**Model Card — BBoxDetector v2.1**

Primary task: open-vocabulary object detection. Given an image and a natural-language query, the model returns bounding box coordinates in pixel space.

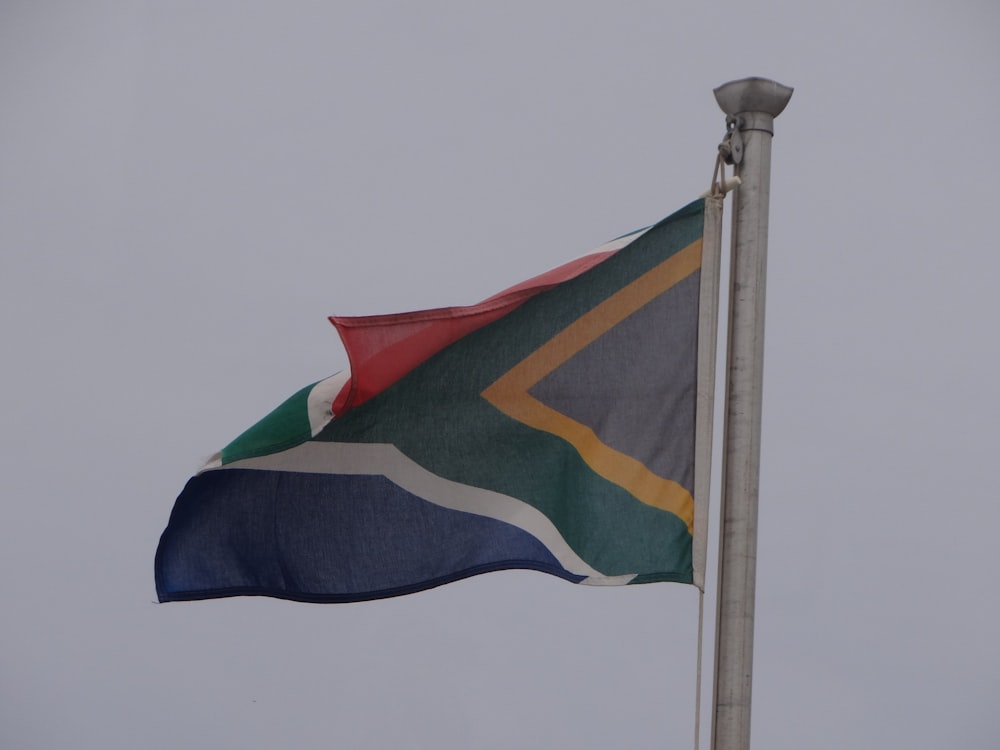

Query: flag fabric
[155,197,718,603]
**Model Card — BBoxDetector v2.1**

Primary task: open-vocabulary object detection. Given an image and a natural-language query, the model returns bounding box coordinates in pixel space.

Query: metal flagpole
[709,77,792,750]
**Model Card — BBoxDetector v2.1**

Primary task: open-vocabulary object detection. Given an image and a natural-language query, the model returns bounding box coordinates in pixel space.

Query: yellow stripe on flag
[482,239,702,533]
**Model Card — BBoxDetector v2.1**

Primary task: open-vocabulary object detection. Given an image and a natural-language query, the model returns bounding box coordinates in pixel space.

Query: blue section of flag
[156,470,584,603]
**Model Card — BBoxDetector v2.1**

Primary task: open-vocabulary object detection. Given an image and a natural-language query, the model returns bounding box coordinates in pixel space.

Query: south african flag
[156,197,719,603]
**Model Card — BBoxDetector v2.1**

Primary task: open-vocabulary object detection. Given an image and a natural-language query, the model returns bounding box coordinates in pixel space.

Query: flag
[155,197,719,603]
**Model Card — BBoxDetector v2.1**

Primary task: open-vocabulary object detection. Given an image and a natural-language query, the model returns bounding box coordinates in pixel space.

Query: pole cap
[714,77,793,118]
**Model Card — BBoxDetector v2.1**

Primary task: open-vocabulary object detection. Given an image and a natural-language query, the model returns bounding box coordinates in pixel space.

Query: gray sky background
[2,2,998,748]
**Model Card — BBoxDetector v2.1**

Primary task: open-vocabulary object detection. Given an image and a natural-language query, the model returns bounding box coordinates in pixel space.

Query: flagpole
[710,77,792,750]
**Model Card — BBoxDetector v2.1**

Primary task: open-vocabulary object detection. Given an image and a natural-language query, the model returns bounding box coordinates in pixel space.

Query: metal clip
[719,115,744,166]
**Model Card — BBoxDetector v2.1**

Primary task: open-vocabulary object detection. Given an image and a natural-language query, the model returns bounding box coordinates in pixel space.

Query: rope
[693,588,705,750]
[709,153,724,197]
[704,150,739,199]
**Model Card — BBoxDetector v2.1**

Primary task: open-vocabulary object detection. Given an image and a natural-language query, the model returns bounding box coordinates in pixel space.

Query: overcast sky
[2,2,998,749]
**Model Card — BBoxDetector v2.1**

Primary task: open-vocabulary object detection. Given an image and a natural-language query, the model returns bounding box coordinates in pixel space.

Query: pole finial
[713,77,793,118]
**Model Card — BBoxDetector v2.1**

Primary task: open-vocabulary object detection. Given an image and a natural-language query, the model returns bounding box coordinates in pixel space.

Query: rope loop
[705,115,746,197]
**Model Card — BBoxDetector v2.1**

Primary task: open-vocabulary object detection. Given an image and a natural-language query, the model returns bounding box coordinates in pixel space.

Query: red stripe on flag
[329,250,615,415]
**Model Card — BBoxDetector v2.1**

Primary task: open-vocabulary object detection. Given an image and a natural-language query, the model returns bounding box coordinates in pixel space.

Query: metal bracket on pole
[719,116,744,166]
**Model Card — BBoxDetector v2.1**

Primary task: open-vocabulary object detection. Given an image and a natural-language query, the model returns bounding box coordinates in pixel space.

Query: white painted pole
[710,77,792,750]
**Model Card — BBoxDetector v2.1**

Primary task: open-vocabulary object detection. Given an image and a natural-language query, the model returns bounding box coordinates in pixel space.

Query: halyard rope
[694,588,705,750]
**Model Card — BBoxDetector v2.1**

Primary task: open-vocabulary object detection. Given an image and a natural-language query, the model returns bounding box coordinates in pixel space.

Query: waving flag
[155,197,720,603]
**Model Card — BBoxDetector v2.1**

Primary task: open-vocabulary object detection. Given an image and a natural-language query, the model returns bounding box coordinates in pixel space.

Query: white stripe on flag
[308,371,350,434]
[221,441,633,583]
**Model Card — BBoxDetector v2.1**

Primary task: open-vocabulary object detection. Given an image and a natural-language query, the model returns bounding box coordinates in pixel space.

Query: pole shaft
[710,78,791,750]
